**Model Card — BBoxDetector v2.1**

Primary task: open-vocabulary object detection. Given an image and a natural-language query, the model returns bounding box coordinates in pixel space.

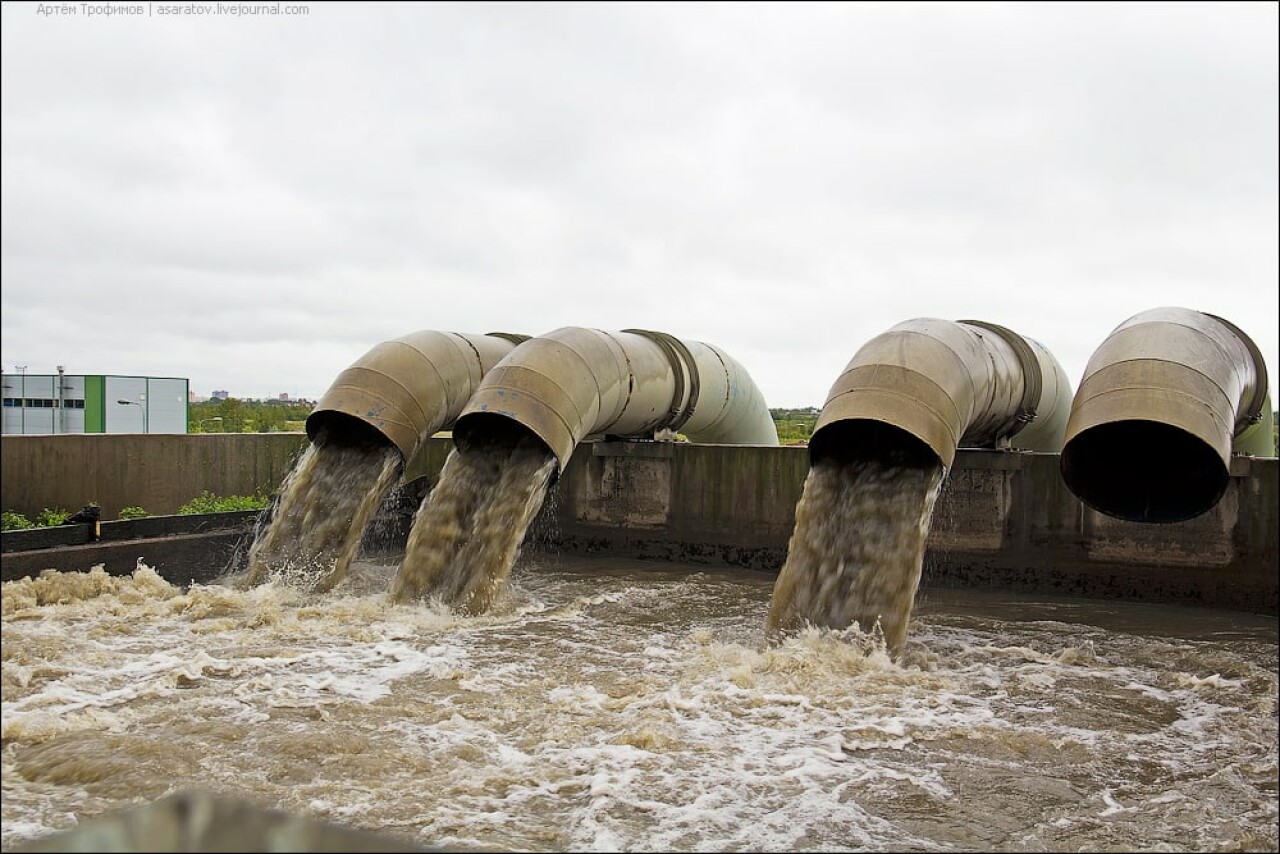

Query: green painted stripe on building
[84,376,106,433]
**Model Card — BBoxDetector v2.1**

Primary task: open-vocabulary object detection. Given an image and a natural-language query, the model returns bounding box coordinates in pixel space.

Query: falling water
[243,438,403,592]
[389,435,556,614]
[767,455,945,653]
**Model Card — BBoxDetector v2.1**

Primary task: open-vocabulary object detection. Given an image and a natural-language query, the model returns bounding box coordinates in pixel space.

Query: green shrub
[118,506,150,520]
[178,491,271,515]
[2,510,34,531]
[35,508,70,527]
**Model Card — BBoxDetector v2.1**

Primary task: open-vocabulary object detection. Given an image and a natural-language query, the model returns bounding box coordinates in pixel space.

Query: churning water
[767,457,946,653]
[2,555,1276,852]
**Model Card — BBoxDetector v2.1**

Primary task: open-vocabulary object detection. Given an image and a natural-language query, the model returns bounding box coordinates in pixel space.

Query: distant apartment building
[211,390,230,400]
[1,372,190,435]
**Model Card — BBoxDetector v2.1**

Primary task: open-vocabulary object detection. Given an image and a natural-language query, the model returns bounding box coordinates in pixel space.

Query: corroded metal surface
[307,330,524,462]
[1061,307,1272,522]
[454,327,778,472]
[810,318,1072,468]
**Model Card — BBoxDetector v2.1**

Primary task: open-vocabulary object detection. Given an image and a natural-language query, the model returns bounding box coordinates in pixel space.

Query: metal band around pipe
[1060,306,1270,523]
[958,319,1042,439]
[622,328,701,434]
[485,332,533,347]
[455,327,776,472]
[1204,313,1269,433]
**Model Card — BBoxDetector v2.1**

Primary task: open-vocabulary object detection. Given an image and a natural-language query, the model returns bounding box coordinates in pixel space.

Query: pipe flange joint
[959,319,1041,438]
[485,332,532,347]
[1203,313,1270,433]
[622,329,701,434]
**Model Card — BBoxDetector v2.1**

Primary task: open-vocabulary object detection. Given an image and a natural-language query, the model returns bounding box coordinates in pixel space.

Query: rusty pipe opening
[1059,307,1268,523]
[809,419,940,471]
[453,411,559,477]
[1060,420,1227,524]
[810,319,1071,474]
[305,410,397,451]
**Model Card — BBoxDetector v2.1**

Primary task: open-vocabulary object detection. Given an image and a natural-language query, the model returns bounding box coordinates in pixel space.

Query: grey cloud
[2,1,1275,406]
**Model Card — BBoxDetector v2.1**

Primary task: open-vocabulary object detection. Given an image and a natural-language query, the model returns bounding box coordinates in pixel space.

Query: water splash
[389,436,556,614]
[243,439,403,592]
[767,456,945,653]
[3,559,1275,853]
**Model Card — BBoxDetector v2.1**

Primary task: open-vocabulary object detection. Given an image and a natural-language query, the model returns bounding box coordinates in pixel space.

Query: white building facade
[1,372,190,435]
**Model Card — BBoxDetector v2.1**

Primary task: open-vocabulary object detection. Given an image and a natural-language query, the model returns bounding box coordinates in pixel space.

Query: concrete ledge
[2,436,1275,615]
[593,440,676,459]
[0,529,255,586]
[537,534,785,573]
[2,511,263,553]
[0,507,413,588]
[1,524,96,552]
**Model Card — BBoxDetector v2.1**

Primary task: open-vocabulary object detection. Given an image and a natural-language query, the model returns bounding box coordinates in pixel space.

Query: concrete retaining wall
[2,434,1276,614]
[539,441,1277,614]
[1,433,310,519]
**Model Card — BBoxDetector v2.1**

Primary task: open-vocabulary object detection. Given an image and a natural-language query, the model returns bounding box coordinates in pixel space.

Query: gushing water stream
[767,456,946,652]
[390,438,557,613]
[243,438,403,593]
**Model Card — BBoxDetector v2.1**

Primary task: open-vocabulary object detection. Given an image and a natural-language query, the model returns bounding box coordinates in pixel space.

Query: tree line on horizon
[188,398,315,433]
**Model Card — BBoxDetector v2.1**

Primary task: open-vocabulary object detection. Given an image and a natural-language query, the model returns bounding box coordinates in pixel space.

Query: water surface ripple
[2,558,1275,852]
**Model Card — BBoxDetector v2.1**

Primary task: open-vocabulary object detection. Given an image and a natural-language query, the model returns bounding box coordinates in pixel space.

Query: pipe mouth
[1060,420,1229,523]
[305,411,398,452]
[809,419,942,470]
[453,412,560,476]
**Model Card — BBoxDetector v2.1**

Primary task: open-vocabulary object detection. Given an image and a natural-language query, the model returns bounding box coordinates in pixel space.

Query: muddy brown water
[8,440,1276,851]
[3,552,1275,852]
[768,457,946,653]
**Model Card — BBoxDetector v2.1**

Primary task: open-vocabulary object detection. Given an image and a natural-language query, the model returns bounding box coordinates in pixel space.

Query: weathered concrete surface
[1,528,255,587]
[1,433,310,520]
[1,510,262,553]
[1,511,262,587]
[919,452,1279,612]
[1,503,418,586]
[2,435,1276,614]
[538,441,1278,615]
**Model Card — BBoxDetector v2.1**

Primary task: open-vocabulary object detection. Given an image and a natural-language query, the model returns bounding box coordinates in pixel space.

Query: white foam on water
[2,560,1275,852]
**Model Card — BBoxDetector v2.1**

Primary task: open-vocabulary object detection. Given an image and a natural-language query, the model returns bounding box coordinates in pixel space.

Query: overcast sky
[2,1,1276,409]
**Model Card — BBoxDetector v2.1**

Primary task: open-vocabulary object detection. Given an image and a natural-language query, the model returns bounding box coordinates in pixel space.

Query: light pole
[197,416,223,433]
[56,365,65,434]
[117,399,147,434]
[16,366,26,434]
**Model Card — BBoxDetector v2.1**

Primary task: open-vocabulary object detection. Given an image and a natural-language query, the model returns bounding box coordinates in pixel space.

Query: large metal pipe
[1060,307,1272,523]
[452,327,779,471]
[808,318,1073,468]
[305,330,527,461]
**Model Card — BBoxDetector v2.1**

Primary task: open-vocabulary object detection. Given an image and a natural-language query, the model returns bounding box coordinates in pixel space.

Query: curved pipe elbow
[453,327,778,472]
[680,342,780,446]
[1060,307,1270,523]
[305,331,526,463]
[809,318,1072,470]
